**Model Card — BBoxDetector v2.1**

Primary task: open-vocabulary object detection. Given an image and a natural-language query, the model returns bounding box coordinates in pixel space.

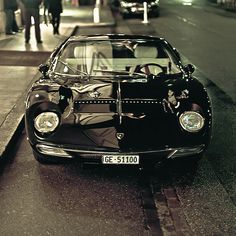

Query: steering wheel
[138,63,166,75]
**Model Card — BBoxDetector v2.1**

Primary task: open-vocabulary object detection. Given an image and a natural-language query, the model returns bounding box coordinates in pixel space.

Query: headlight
[179,111,204,132]
[150,1,159,6]
[120,1,134,7]
[34,112,59,133]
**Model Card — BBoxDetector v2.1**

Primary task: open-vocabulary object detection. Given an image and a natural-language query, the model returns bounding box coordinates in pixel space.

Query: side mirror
[38,64,49,77]
[184,64,195,74]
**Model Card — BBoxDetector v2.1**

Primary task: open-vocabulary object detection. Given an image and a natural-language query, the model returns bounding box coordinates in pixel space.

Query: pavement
[0,4,116,159]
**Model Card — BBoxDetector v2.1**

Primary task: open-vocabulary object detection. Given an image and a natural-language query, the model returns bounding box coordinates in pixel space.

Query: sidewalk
[0,5,115,159]
[206,0,236,16]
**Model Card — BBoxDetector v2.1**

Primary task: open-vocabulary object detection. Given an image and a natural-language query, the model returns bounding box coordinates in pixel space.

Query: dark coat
[4,0,18,10]
[21,0,42,9]
[48,0,63,14]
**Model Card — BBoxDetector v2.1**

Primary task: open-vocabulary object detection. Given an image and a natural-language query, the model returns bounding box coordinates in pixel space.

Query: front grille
[74,99,163,114]
[75,99,116,105]
[75,99,160,105]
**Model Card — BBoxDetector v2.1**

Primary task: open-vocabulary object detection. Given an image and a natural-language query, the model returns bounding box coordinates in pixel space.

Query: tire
[122,13,129,19]
[151,10,160,18]
[33,150,70,164]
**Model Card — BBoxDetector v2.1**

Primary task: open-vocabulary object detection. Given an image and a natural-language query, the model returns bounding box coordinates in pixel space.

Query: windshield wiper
[57,59,89,76]
[93,69,147,78]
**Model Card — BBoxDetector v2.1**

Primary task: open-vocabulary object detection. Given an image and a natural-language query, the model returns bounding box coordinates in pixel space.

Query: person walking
[47,0,63,35]
[20,0,43,44]
[3,0,19,35]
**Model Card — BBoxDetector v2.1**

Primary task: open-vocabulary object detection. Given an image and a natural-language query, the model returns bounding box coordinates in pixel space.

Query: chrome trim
[34,112,60,134]
[36,143,205,158]
[75,99,160,105]
[179,111,205,132]
[167,150,178,159]
[36,145,73,158]
[116,132,125,140]
[117,81,123,124]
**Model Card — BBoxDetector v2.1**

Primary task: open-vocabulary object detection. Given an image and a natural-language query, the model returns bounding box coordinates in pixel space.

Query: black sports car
[119,0,160,18]
[25,34,212,166]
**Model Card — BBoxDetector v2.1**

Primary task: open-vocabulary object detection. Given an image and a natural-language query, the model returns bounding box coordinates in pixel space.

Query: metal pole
[0,0,5,33]
[142,2,149,24]
[93,0,101,23]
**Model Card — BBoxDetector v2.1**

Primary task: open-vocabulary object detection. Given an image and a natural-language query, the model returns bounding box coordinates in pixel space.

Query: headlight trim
[34,111,60,134]
[179,111,205,132]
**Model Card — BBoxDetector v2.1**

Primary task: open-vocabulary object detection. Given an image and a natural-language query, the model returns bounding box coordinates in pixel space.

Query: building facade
[0,0,5,33]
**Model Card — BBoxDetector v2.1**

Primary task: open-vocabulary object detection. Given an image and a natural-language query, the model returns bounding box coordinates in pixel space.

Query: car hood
[29,74,195,127]
[26,73,210,150]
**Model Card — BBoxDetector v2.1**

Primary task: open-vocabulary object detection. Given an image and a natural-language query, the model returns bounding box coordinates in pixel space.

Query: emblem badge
[116,132,124,140]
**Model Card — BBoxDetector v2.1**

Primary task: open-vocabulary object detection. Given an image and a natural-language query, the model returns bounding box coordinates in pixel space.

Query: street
[0,1,236,235]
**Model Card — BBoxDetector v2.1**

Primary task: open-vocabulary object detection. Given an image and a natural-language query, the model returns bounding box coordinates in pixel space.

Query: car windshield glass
[51,39,181,79]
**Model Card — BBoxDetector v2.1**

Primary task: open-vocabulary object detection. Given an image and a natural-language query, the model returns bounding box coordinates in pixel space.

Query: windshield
[51,39,182,79]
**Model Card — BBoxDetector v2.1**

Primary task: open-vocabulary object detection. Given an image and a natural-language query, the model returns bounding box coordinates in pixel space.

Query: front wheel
[152,10,160,18]
[122,13,129,19]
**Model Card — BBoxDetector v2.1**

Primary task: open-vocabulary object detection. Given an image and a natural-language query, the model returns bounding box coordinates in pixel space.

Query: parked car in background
[25,34,212,168]
[119,0,160,18]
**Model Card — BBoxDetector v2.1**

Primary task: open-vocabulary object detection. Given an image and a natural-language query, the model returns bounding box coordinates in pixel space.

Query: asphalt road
[0,1,236,236]
[122,1,236,234]
[0,132,150,236]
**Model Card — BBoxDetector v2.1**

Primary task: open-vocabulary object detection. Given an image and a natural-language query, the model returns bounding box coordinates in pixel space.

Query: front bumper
[34,143,205,164]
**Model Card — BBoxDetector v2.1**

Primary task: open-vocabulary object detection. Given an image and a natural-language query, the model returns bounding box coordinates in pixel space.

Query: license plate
[102,155,139,164]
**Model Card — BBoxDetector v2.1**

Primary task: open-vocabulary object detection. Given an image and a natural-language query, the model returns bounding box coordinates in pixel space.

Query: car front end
[120,0,160,17]
[25,35,212,166]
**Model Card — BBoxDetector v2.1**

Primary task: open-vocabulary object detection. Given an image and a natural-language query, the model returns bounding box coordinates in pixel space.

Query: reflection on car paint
[162,89,189,113]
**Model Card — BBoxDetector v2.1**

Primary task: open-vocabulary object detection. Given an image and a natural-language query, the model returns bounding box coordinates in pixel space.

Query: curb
[0,71,40,160]
[0,20,116,160]
[76,21,116,27]
[206,2,236,17]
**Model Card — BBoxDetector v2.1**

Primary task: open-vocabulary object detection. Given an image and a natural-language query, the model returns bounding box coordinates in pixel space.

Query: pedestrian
[17,0,26,26]
[3,0,19,35]
[43,0,49,25]
[109,0,120,18]
[47,0,63,35]
[20,0,43,44]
